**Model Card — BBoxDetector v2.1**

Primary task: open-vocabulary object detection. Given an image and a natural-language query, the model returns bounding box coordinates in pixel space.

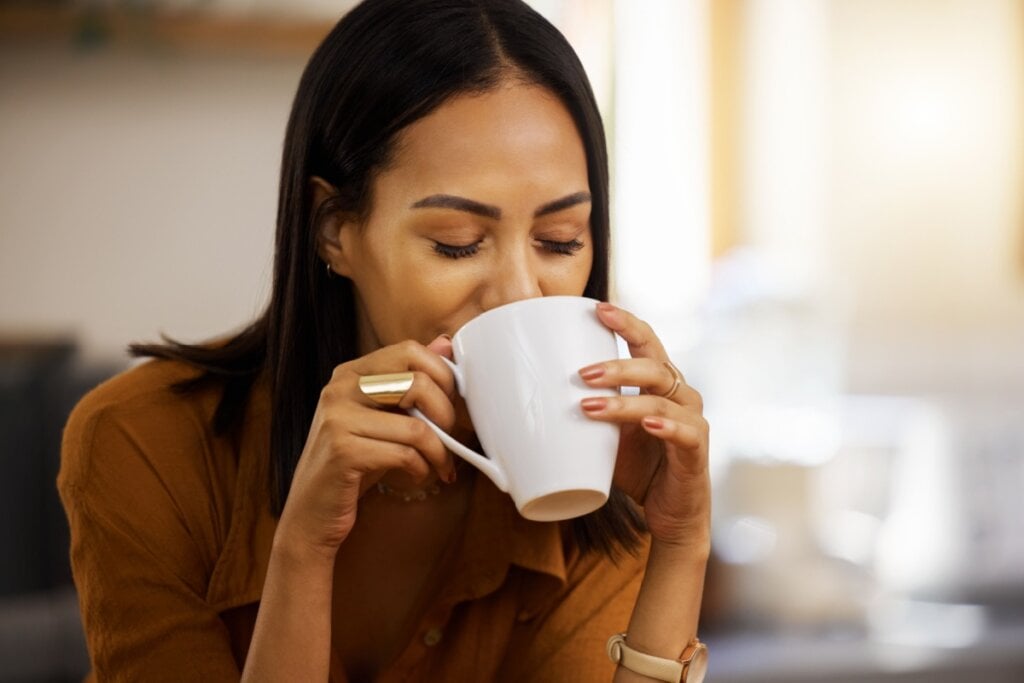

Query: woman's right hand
[274,335,458,562]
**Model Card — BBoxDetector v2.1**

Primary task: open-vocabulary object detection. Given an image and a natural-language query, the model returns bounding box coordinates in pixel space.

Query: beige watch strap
[606,633,683,682]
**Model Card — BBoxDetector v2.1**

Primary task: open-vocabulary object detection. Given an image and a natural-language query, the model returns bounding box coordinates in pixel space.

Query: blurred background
[1,0,1022,681]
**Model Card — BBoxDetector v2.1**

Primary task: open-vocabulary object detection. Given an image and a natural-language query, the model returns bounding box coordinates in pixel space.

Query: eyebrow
[410,191,591,220]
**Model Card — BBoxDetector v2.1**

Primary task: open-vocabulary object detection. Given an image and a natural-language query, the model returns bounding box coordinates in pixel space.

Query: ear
[311,176,358,278]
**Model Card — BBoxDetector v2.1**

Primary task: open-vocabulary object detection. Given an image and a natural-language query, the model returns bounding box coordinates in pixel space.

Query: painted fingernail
[581,397,607,412]
[579,365,605,380]
[642,416,665,430]
[446,468,457,484]
[596,302,623,327]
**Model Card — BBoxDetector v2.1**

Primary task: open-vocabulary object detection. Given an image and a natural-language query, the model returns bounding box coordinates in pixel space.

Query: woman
[58,0,711,681]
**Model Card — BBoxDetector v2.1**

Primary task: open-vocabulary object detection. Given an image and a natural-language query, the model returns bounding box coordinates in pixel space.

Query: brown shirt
[58,358,649,682]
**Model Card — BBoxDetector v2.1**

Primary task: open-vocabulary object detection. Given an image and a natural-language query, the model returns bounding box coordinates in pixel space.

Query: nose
[480,244,543,311]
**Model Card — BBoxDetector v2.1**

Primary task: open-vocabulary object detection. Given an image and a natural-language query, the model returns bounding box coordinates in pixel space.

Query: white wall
[0,46,304,363]
[829,0,1024,393]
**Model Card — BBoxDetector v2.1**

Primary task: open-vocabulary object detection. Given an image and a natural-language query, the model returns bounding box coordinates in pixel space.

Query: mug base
[518,489,608,522]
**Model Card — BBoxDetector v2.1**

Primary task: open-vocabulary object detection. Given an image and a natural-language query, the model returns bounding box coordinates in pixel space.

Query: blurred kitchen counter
[703,620,1024,683]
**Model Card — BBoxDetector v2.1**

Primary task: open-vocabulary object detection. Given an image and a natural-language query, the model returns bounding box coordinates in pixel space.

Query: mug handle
[406,357,509,492]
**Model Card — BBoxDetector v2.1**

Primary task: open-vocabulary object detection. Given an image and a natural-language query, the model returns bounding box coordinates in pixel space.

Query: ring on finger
[660,361,683,401]
[358,372,414,407]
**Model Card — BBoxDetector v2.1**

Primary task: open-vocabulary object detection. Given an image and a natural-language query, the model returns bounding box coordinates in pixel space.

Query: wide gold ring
[660,361,683,401]
[358,372,415,407]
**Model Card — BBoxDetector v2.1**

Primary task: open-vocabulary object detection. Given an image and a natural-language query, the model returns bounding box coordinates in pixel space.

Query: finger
[579,358,701,408]
[594,302,667,361]
[348,338,456,398]
[639,415,706,452]
[395,372,458,427]
[349,368,457,428]
[580,395,706,439]
[425,334,454,360]
[639,416,710,479]
[347,407,456,482]
[342,433,435,486]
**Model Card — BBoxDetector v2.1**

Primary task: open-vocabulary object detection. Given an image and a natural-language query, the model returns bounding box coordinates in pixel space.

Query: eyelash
[433,239,585,260]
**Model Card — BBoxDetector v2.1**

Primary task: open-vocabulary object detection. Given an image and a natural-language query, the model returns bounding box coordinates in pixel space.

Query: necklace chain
[373,459,469,502]
[375,479,443,502]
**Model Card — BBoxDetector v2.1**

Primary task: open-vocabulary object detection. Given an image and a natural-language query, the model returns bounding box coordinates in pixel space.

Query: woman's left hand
[578,302,711,550]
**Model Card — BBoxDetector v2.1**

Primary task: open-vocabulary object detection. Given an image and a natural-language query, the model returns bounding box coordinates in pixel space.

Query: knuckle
[330,431,354,456]
[439,406,457,431]
[317,411,337,432]
[406,416,431,442]
[421,440,445,465]
[412,370,431,388]
[692,390,705,411]
[319,383,339,404]
[398,339,421,356]
[331,363,354,382]
[319,414,341,436]
[401,448,430,480]
[697,415,710,435]
[400,444,421,465]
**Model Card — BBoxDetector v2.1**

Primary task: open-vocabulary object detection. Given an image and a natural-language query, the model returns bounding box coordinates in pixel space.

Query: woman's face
[319,82,594,353]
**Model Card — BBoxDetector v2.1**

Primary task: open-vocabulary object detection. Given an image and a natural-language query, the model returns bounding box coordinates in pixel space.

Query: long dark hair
[132,0,645,557]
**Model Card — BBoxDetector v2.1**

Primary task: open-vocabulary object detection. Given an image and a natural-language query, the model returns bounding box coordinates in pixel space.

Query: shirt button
[423,627,443,647]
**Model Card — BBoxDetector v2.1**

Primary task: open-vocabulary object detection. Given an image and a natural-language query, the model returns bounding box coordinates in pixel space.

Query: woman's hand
[275,335,458,562]
[578,302,711,550]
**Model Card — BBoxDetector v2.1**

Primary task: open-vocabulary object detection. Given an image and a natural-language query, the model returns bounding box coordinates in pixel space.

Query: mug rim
[452,295,601,342]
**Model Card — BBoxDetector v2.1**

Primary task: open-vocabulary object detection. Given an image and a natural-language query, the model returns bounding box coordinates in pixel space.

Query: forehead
[380,83,589,198]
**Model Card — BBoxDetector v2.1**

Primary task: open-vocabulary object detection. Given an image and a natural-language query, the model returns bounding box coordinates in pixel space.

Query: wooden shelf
[0,5,336,58]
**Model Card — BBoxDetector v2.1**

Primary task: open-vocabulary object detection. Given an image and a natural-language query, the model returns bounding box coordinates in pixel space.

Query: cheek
[544,248,594,294]
[382,261,482,340]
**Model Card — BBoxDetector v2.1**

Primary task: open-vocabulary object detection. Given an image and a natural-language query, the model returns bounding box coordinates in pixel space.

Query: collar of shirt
[203,375,569,616]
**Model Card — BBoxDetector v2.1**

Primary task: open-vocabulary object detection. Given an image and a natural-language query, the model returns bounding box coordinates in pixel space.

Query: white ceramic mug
[409,296,620,521]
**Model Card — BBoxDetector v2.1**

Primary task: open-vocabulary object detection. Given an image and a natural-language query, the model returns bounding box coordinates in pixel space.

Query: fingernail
[642,416,664,430]
[581,397,607,412]
[446,468,457,484]
[596,302,623,327]
[579,364,605,380]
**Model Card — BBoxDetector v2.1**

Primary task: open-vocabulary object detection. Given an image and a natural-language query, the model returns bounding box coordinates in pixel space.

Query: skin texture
[242,81,710,683]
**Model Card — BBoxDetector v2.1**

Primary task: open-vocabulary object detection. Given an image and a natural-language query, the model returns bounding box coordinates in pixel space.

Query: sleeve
[58,399,242,682]
[499,539,651,683]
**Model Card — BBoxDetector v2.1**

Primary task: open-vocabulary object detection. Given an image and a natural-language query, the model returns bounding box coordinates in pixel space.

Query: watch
[606,633,709,683]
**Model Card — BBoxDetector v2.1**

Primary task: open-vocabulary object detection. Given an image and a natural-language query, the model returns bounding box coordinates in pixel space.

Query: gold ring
[660,361,683,400]
[358,372,414,407]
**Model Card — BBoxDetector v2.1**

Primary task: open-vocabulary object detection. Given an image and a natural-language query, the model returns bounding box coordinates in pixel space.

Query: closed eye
[539,238,585,256]
[433,238,585,260]
[433,240,481,259]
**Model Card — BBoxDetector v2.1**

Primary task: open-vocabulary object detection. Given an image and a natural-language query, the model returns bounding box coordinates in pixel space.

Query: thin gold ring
[660,361,683,401]
[358,372,415,407]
